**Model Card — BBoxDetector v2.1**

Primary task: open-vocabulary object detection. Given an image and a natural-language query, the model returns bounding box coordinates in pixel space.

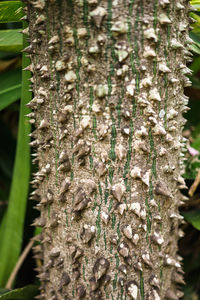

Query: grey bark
[26,0,192,299]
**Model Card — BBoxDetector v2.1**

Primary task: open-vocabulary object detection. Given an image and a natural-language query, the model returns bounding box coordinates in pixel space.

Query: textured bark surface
[26,0,192,299]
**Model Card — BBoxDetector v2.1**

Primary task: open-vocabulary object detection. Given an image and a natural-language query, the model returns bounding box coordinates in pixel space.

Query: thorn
[20,27,29,35]
[22,45,33,54]
[20,15,27,21]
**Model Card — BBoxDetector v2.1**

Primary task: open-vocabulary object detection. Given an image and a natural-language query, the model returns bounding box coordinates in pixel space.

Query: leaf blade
[0,68,22,111]
[182,210,200,230]
[0,285,38,300]
[0,21,31,287]
[0,30,23,53]
[0,1,23,23]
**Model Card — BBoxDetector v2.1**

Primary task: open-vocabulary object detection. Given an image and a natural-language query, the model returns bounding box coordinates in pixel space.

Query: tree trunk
[26,0,192,299]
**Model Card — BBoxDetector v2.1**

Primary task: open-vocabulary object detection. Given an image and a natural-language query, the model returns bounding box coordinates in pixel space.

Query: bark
[25,0,192,299]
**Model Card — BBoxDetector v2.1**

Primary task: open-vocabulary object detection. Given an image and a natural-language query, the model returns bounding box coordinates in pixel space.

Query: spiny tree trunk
[26,0,192,299]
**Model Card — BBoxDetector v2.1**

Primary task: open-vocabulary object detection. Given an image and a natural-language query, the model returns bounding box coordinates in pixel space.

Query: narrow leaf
[191,0,200,3]
[0,69,21,111]
[182,210,200,230]
[192,138,200,152]
[191,0,200,9]
[0,285,38,300]
[0,1,23,23]
[190,56,200,75]
[192,4,200,9]
[190,12,200,33]
[0,30,23,53]
[189,43,200,54]
[0,20,31,287]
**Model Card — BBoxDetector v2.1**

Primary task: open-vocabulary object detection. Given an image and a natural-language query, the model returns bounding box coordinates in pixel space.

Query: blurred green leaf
[190,43,200,55]
[184,157,200,179]
[0,69,21,111]
[190,13,200,34]
[192,4,200,9]
[190,31,200,44]
[182,210,200,230]
[192,123,200,138]
[0,290,9,296]
[191,0,200,10]
[190,56,200,75]
[185,125,200,184]
[192,138,200,151]
[0,29,23,53]
[0,20,31,287]
[191,123,200,151]
[183,284,199,300]
[184,123,200,180]
[190,77,200,89]
[0,285,38,300]
[0,2,23,23]
[189,31,200,56]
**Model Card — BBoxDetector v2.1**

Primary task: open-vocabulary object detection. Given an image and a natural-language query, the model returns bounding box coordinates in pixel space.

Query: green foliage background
[0,1,200,299]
